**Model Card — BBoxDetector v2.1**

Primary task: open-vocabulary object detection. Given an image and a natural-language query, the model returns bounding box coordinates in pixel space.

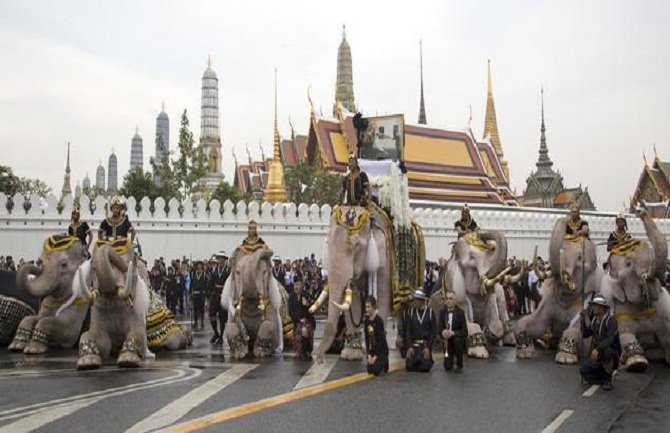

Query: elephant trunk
[18,263,54,298]
[559,249,576,292]
[479,230,508,279]
[549,217,569,282]
[94,245,128,295]
[639,210,668,279]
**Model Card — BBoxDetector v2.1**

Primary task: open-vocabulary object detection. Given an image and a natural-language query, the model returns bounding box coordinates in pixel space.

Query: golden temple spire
[265,67,287,203]
[483,59,509,179]
[418,39,427,125]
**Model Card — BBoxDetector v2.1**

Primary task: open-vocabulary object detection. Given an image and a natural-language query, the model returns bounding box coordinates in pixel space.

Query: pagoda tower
[333,25,356,116]
[61,142,72,198]
[418,40,427,125]
[199,56,224,190]
[265,69,287,203]
[483,60,509,179]
[130,127,143,172]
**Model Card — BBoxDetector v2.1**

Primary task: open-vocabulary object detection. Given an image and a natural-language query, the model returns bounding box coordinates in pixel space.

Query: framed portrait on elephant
[358,114,405,162]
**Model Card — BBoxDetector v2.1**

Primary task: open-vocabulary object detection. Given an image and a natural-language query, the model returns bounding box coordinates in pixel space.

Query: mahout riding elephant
[76,238,150,369]
[428,231,514,359]
[313,205,394,361]
[515,217,598,364]
[221,248,286,359]
[599,208,670,372]
[9,235,89,354]
[0,270,39,345]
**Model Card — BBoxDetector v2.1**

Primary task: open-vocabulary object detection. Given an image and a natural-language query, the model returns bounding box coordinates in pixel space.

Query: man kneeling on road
[439,290,468,373]
[579,295,620,391]
[404,289,436,372]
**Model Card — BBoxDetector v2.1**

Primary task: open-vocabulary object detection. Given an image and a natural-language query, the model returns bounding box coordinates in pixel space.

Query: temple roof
[631,156,670,214]
[306,110,517,205]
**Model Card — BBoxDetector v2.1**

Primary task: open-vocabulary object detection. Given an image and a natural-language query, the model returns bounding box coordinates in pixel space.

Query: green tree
[0,165,21,196]
[172,109,207,198]
[211,181,241,204]
[120,168,159,201]
[18,178,51,197]
[284,162,341,206]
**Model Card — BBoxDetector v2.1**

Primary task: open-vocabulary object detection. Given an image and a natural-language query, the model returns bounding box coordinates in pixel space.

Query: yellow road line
[164,361,405,433]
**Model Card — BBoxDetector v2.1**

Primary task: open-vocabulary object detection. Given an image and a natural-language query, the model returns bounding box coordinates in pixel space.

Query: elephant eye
[626,260,632,267]
[60,261,68,269]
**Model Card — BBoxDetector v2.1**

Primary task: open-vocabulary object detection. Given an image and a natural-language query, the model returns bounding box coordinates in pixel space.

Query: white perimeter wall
[1,192,669,265]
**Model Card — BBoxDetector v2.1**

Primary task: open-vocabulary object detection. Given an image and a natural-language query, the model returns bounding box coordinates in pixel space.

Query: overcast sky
[1,0,668,211]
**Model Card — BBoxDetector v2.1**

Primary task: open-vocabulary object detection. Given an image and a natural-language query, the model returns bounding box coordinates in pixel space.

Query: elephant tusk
[78,267,97,302]
[484,266,512,287]
[309,285,329,314]
[331,287,352,311]
[533,245,548,280]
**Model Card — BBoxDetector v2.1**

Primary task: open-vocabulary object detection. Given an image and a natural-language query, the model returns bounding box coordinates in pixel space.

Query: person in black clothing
[579,295,620,391]
[288,272,314,360]
[272,255,285,287]
[439,290,468,372]
[566,203,589,238]
[190,261,208,329]
[404,289,436,372]
[364,296,389,375]
[208,252,230,345]
[99,196,135,241]
[339,152,371,206]
[454,204,478,238]
[607,213,632,252]
[164,267,177,313]
[68,205,92,252]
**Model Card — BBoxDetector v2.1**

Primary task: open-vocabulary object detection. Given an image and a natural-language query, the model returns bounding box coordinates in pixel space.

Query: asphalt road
[0,321,667,433]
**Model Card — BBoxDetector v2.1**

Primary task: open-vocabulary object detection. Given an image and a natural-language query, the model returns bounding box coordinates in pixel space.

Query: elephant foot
[340,332,363,360]
[516,347,536,359]
[340,348,364,360]
[117,337,143,368]
[467,332,489,359]
[77,354,102,370]
[515,331,535,359]
[9,328,32,352]
[625,355,649,373]
[623,341,647,372]
[8,340,27,352]
[117,351,141,368]
[23,340,48,355]
[253,338,273,358]
[502,321,516,347]
[78,339,102,370]
[555,351,578,365]
[555,336,578,365]
[227,335,249,360]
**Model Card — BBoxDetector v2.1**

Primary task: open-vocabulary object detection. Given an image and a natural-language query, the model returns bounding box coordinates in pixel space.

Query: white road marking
[293,356,338,390]
[0,367,200,431]
[582,384,599,397]
[125,363,257,433]
[541,409,574,433]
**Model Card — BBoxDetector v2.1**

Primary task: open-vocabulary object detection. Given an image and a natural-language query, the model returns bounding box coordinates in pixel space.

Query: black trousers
[580,347,618,385]
[367,353,389,376]
[192,294,205,327]
[405,344,433,372]
[443,336,465,370]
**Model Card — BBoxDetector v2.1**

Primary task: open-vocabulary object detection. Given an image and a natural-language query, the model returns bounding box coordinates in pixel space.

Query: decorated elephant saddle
[610,238,645,256]
[94,237,131,256]
[146,290,188,349]
[333,205,370,235]
[463,232,496,253]
[235,237,268,256]
[44,235,79,253]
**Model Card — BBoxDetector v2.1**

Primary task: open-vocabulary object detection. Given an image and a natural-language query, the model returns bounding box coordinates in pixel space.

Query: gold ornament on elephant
[333,205,370,253]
